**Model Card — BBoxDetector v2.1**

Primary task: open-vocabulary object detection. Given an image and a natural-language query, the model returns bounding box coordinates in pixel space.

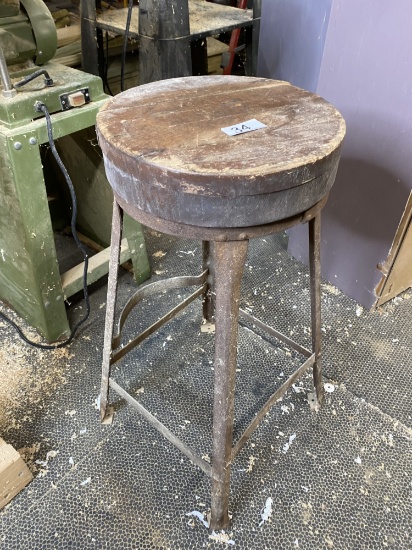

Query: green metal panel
[0,63,109,129]
[19,0,57,64]
[0,129,69,341]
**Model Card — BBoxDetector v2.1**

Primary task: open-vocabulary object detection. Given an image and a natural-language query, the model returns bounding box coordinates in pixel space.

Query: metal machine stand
[0,0,150,342]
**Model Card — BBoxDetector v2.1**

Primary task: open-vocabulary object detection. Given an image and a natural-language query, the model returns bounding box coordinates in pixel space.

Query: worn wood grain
[0,438,32,510]
[98,76,344,183]
[376,192,412,305]
[97,75,345,227]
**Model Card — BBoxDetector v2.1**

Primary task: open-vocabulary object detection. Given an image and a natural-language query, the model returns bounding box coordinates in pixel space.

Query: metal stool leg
[202,241,215,324]
[309,213,324,405]
[210,239,249,531]
[100,198,124,421]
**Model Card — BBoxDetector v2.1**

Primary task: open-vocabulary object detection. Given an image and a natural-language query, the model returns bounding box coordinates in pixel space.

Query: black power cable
[0,103,91,349]
[14,69,54,89]
[104,31,114,97]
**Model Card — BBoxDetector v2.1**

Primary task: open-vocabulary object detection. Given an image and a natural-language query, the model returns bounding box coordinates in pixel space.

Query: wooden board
[375,192,412,305]
[207,37,228,75]
[0,438,33,510]
[95,0,253,39]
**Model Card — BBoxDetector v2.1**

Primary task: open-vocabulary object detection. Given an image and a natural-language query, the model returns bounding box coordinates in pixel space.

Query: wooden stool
[96,76,345,530]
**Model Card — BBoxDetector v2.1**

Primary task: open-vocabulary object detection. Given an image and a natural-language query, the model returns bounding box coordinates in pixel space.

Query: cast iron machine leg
[210,239,249,531]
[100,198,123,421]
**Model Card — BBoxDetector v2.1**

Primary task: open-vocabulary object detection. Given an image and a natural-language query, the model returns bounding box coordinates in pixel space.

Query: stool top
[97,76,345,228]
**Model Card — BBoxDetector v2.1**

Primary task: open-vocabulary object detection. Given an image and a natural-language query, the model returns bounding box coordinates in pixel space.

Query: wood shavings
[18,442,41,473]
[0,337,70,436]
[356,305,363,317]
[80,477,91,486]
[209,531,236,545]
[259,497,273,527]
[247,456,256,472]
[177,249,197,256]
[281,405,290,415]
[35,449,59,469]
[322,283,340,295]
[186,510,209,528]
[94,394,101,410]
[282,433,296,454]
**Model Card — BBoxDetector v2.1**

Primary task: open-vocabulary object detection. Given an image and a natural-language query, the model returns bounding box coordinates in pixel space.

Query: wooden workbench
[95,0,253,40]
[81,0,261,84]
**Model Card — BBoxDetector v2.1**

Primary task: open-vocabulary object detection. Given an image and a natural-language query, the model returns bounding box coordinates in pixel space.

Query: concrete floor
[0,229,411,549]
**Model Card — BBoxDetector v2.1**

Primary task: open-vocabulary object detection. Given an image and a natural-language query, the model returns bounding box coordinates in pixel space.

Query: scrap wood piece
[0,438,33,510]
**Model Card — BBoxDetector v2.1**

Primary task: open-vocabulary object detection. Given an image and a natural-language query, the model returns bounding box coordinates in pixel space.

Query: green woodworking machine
[0,0,149,342]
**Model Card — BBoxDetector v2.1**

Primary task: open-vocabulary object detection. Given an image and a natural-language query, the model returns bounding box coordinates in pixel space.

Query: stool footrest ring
[113,270,208,349]
[111,279,208,365]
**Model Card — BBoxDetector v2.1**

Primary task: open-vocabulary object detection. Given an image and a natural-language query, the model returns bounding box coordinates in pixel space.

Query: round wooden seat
[96,75,345,228]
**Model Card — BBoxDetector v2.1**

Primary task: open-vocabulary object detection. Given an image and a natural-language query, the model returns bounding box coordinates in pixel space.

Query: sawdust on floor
[0,320,73,437]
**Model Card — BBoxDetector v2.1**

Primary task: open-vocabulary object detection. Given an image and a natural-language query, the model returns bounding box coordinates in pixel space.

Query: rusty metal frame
[111,271,208,364]
[100,197,325,531]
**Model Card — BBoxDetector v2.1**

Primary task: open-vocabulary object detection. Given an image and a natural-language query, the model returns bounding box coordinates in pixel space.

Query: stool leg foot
[210,240,248,531]
[100,199,123,422]
[309,214,324,405]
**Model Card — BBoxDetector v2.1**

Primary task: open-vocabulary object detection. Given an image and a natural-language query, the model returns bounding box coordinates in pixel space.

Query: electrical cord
[14,69,54,89]
[104,31,114,96]
[0,102,91,349]
[121,0,134,92]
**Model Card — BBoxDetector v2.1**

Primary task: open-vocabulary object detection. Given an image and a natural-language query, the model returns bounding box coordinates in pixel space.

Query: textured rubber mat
[1,229,411,549]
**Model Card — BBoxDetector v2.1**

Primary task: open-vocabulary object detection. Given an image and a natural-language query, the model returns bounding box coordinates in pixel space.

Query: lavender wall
[257,0,332,92]
[259,0,412,308]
